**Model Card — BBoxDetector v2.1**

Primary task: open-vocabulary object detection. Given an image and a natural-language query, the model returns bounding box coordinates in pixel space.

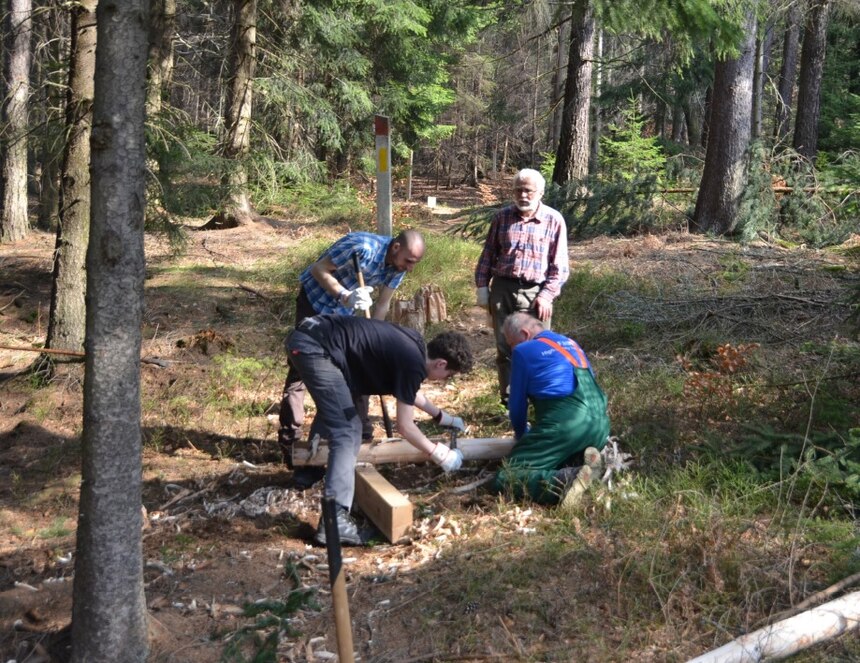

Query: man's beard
[516,200,539,213]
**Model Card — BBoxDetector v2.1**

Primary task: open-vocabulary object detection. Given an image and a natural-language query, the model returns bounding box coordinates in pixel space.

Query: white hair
[515,168,546,193]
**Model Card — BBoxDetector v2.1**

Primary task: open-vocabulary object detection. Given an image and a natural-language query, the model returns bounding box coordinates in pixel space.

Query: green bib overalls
[494,338,610,504]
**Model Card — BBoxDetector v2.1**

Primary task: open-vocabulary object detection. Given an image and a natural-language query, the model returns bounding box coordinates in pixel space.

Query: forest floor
[1,179,859,662]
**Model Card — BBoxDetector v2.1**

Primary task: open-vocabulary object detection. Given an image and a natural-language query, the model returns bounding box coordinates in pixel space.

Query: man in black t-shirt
[286,314,474,545]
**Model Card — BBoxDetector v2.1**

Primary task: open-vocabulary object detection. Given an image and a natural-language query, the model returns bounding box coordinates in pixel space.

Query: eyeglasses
[514,187,540,196]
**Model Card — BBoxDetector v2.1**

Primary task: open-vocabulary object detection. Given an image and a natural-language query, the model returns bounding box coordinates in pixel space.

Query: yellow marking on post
[378,147,388,173]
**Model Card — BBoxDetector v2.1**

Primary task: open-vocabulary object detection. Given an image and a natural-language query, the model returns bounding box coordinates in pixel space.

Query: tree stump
[391,285,447,333]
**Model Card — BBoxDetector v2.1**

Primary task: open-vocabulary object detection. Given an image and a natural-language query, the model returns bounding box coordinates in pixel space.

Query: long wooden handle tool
[321,497,355,663]
[351,252,394,438]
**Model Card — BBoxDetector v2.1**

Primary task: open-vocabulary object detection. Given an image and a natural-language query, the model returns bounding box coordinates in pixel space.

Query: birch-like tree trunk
[692,10,757,235]
[0,0,33,243]
[551,0,594,185]
[70,0,150,659]
[47,0,97,355]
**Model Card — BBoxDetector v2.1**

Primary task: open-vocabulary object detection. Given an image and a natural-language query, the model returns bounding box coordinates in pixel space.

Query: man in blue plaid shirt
[475,169,569,406]
[279,230,425,482]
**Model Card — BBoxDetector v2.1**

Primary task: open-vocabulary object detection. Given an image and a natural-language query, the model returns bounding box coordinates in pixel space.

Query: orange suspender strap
[536,336,588,369]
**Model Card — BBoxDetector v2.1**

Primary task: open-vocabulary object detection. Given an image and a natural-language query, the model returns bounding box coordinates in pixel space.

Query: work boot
[583,446,603,475]
[555,465,592,512]
[314,507,366,547]
[288,466,325,490]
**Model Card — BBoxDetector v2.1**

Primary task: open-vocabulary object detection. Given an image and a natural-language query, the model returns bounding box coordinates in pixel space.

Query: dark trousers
[279,289,370,459]
[489,276,551,402]
[285,330,363,510]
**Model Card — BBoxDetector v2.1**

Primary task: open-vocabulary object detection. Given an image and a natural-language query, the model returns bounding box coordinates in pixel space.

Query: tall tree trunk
[692,10,757,235]
[47,0,97,355]
[684,99,702,147]
[70,0,149,660]
[32,0,65,232]
[530,34,540,164]
[793,0,831,161]
[774,4,800,142]
[701,84,712,149]
[205,0,257,229]
[145,0,176,117]
[588,28,603,174]
[549,16,569,150]
[0,0,33,243]
[672,103,686,142]
[552,0,594,185]
[752,19,775,140]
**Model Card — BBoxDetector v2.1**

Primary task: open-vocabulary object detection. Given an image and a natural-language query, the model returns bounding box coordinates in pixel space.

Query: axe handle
[352,253,393,437]
[322,497,355,663]
[351,253,371,320]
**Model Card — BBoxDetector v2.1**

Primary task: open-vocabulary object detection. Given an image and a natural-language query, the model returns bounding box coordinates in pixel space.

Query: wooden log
[354,466,413,542]
[687,590,860,662]
[292,436,515,467]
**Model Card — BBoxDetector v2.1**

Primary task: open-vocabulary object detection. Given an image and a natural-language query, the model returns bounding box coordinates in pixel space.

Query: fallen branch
[768,571,860,624]
[450,473,496,494]
[0,289,25,312]
[687,590,860,662]
[236,283,270,300]
[0,344,172,367]
[0,344,84,357]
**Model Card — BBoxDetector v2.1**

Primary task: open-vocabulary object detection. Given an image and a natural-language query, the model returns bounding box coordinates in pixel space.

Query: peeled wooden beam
[687,590,860,662]
[292,437,515,467]
[354,466,413,542]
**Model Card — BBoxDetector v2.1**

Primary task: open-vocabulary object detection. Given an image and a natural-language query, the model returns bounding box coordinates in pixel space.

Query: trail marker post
[375,115,392,236]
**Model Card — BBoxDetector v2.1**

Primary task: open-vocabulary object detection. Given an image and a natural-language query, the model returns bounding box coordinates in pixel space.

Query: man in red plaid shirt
[475,169,569,405]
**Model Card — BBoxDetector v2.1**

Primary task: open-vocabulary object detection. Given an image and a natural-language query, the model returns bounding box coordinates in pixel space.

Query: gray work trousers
[285,329,363,510]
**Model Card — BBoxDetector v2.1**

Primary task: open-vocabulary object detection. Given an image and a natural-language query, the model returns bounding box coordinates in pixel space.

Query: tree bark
[70,0,150,660]
[549,16,569,150]
[751,18,775,142]
[0,0,33,243]
[145,0,176,117]
[588,28,603,174]
[32,0,64,232]
[47,0,97,355]
[774,4,800,142]
[551,0,594,185]
[692,10,757,235]
[793,0,831,161]
[205,0,258,229]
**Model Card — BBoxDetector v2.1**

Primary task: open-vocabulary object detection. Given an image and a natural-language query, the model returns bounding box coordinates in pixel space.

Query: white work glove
[435,410,465,432]
[476,286,489,306]
[430,443,463,472]
[340,286,374,311]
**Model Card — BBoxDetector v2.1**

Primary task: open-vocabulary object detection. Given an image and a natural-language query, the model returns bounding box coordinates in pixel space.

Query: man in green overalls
[492,312,610,507]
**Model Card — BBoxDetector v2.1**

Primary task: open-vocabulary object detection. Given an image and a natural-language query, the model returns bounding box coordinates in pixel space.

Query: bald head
[388,229,425,273]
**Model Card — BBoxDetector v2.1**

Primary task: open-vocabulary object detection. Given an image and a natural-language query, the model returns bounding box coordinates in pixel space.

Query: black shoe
[288,466,325,490]
[314,508,366,547]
